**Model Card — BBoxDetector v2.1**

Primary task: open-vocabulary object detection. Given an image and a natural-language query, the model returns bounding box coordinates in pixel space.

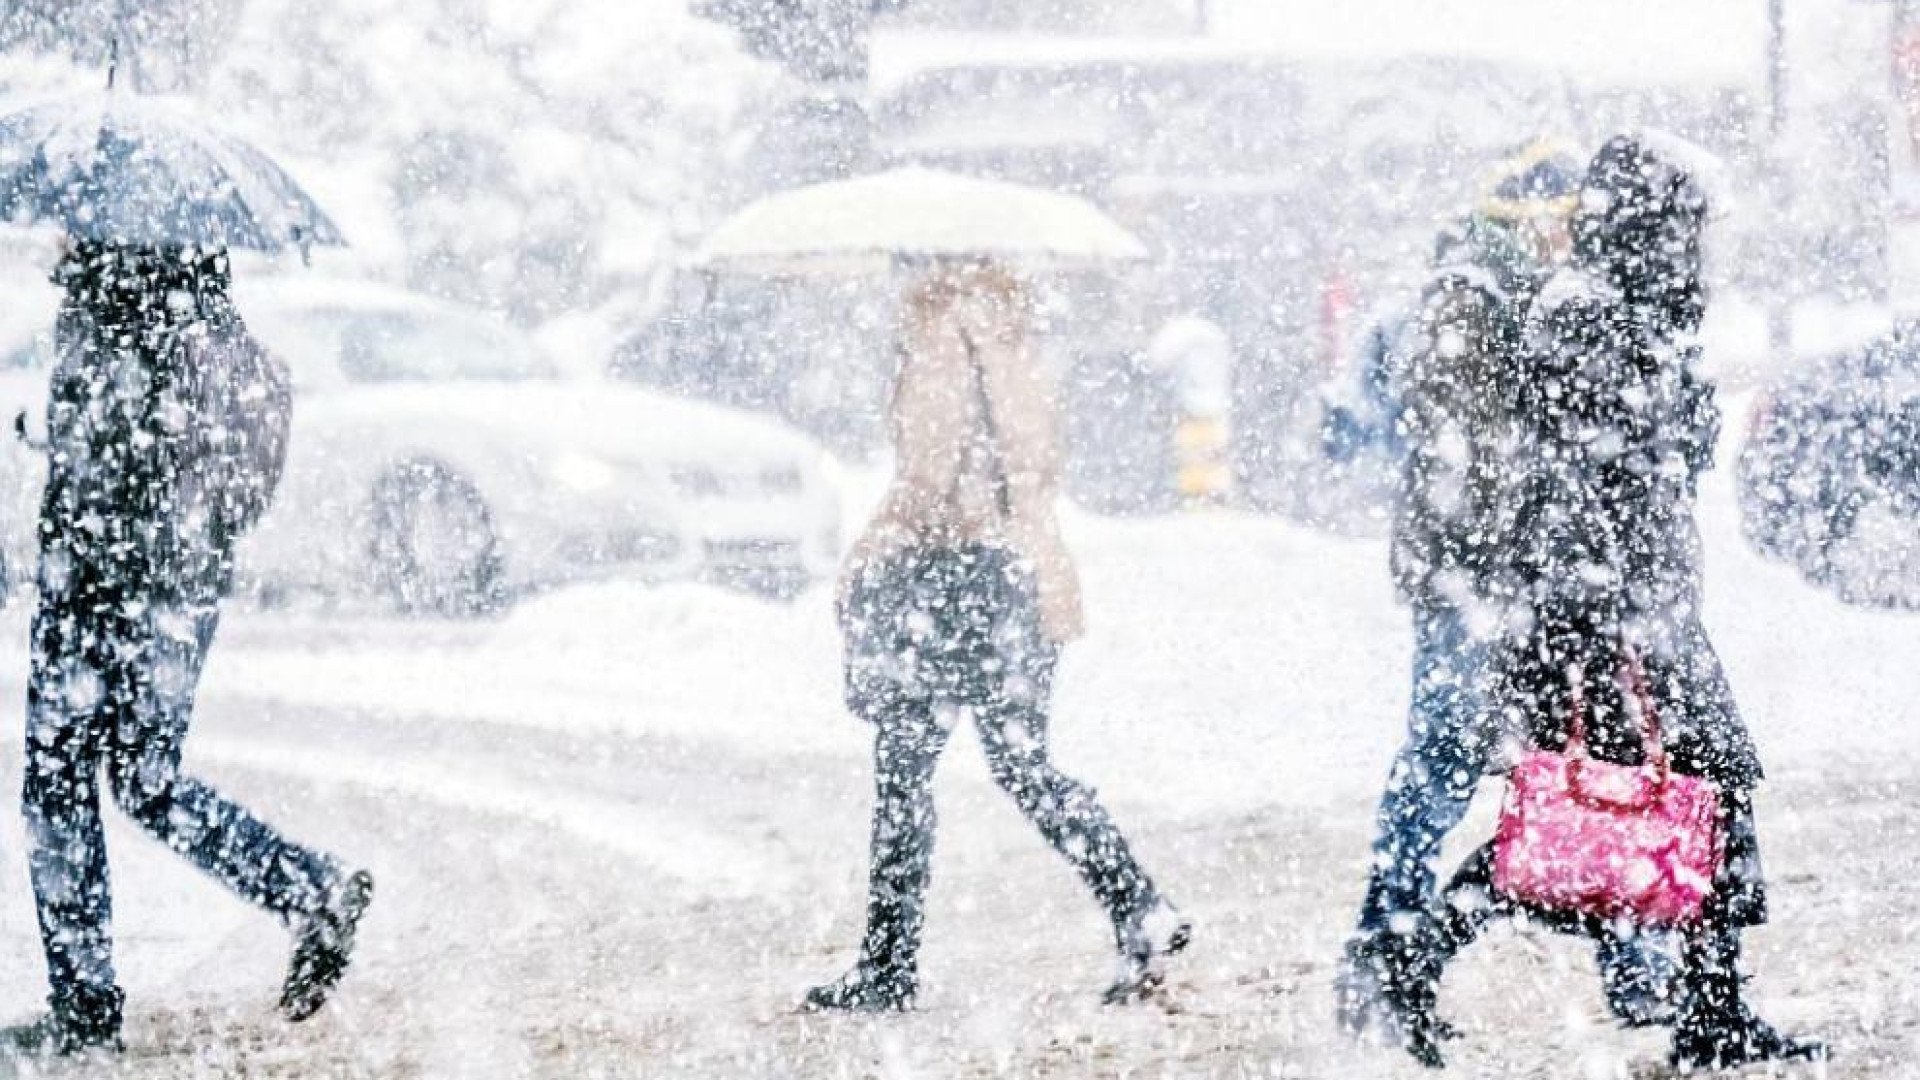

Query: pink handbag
[1492,653,1725,928]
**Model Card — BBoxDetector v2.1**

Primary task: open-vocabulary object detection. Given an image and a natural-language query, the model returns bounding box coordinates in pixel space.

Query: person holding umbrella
[0,94,370,1057]
[806,261,1188,1011]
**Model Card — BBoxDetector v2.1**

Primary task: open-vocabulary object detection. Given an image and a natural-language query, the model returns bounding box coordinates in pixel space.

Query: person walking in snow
[805,261,1188,1012]
[1339,139,1674,1034]
[6,241,373,1058]
[1370,135,1825,1071]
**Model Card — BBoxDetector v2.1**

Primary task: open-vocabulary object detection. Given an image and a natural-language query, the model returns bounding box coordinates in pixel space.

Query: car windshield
[251,305,553,387]
[328,310,552,383]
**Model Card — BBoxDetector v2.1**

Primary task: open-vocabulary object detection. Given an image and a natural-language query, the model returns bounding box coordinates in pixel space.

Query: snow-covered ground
[0,448,1912,1077]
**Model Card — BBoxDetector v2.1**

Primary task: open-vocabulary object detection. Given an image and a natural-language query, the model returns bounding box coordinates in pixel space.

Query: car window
[335,311,551,382]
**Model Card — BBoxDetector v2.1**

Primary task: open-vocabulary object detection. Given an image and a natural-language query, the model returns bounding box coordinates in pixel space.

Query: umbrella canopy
[0,92,344,253]
[695,166,1148,272]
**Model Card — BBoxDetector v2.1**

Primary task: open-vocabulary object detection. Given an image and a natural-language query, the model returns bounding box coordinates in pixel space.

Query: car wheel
[370,462,506,617]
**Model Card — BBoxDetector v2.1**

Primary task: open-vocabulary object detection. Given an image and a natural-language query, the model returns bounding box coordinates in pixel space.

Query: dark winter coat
[1492,136,1762,790]
[1387,215,1543,609]
[38,244,291,609]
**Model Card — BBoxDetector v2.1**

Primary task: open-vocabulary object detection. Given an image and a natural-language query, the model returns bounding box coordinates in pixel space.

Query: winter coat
[38,249,291,609]
[845,270,1085,644]
[1491,136,1761,790]
[1387,216,1543,610]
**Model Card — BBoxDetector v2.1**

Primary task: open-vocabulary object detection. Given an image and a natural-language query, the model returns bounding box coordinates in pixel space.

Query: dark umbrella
[0,92,344,253]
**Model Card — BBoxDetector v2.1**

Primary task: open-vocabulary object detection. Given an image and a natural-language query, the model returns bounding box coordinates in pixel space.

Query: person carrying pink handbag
[1366,136,1826,1072]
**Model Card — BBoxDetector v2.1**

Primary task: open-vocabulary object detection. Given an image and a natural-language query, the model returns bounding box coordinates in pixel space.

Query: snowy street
[0,462,1911,1079]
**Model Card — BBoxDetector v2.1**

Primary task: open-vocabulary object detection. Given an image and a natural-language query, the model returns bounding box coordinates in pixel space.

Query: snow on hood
[311,378,824,470]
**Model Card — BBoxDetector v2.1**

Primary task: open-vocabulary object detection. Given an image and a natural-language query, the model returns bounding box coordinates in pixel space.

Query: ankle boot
[1105,898,1193,1004]
[803,960,918,1012]
[0,985,124,1059]
[1669,928,1826,1070]
[806,836,927,1013]
[283,869,375,1022]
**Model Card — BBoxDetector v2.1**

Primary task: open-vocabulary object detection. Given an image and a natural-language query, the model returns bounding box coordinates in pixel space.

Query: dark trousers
[24,590,342,1007]
[849,648,1158,972]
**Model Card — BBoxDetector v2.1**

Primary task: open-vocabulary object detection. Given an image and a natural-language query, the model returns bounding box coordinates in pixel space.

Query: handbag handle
[1564,647,1672,810]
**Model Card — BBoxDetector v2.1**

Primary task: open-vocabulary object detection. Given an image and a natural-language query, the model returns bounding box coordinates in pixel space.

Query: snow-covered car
[0,281,843,613]
[1738,322,1920,609]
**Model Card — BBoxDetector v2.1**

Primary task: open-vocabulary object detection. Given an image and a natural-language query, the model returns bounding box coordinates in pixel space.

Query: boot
[802,961,919,1013]
[1669,928,1826,1071]
[1335,931,1400,1039]
[282,869,375,1022]
[804,843,927,1013]
[1334,927,1449,1067]
[1104,898,1193,1004]
[0,985,124,1059]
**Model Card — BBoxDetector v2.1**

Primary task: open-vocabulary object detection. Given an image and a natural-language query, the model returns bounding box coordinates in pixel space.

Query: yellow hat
[1479,137,1583,222]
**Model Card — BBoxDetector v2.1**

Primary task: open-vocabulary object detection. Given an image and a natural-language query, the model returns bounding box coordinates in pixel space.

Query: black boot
[804,898,922,1014]
[1375,928,1449,1069]
[1669,928,1826,1071]
[803,961,919,1013]
[282,869,375,1022]
[1335,931,1401,1040]
[0,985,124,1059]
[1105,898,1193,1004]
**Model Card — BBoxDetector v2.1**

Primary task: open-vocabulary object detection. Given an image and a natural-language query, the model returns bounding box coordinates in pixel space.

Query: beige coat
[842,272,1086,644]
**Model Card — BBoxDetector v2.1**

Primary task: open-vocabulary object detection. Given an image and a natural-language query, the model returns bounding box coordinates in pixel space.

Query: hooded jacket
[1495,136,1760,789]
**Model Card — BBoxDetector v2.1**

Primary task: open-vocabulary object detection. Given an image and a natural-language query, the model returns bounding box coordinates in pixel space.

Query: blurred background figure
[1144,314,1235,507]
[810,262,1189,1012]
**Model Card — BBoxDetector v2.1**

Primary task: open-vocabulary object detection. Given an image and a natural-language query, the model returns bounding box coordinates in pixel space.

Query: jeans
[1357,605,1495,933]
[23,589,343,1005]
[849,647,1158,972]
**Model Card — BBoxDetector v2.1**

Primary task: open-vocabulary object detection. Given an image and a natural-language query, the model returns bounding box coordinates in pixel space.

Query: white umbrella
[695,166,1148,272]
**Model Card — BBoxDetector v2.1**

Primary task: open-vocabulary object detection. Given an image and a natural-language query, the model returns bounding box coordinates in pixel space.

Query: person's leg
[806,686,951,1011]
[973,648,1159,931]
[1365,843,1515,1069]
[970,647,1185,1001]
[1593,924,1682,1027]
[106,604,342,921]
[1355,606,1491,935]
[15,598,125,1052]
[1670,791,1824,1068]
[1341,607,1491,1042]
[104,601,372,1022]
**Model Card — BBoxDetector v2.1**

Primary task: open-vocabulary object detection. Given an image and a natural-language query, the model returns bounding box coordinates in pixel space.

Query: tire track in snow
[192,736,797,898]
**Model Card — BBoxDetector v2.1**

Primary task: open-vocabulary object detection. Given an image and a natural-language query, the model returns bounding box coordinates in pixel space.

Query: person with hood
[1371,135,1826,1071]
[805,262,1188,1012]
[6,241,373,1058]
[1339,139,1674,1034]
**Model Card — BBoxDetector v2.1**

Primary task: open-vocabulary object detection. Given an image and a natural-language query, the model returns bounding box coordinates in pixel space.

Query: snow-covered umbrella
[694,166,1148,272]
[0,92,344,253]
